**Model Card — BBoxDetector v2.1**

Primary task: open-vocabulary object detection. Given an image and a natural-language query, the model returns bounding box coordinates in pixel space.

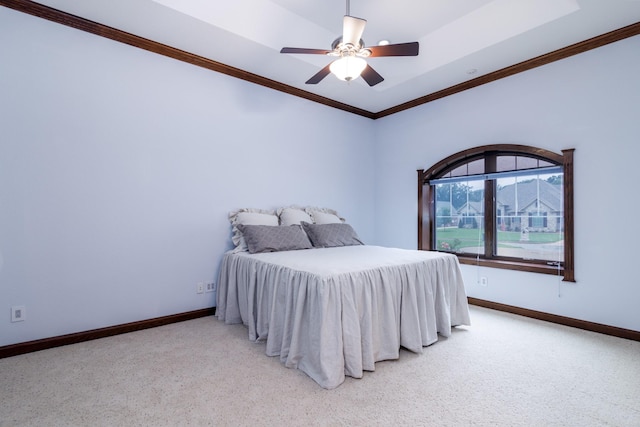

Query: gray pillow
[301,222,364,248]
[236,224,313,254]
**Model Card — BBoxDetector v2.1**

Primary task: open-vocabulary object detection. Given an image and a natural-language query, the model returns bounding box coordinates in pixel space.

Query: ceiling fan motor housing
[330,37,372,58]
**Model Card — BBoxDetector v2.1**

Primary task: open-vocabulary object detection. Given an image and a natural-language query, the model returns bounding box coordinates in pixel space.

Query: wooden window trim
[418,144,575,282]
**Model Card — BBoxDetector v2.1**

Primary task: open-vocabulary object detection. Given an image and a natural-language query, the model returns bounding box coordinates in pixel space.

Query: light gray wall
[2,7,639,347]
[0,8,375,346]
[373,35,640,332]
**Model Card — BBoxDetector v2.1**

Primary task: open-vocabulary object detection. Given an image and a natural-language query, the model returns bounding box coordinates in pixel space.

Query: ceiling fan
[280,1,419,87]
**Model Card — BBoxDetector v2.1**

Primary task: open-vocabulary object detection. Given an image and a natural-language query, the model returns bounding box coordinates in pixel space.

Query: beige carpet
[1,306,639,426]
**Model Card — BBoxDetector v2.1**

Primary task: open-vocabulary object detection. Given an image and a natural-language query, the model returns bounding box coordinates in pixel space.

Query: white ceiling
[32,0,640,113]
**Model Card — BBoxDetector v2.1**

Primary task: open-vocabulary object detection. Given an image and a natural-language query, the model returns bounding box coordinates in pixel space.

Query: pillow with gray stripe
[301,222,364,248]
[237,224,313,254]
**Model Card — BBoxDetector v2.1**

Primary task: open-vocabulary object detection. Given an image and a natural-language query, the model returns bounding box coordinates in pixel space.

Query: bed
[216,243,470,389]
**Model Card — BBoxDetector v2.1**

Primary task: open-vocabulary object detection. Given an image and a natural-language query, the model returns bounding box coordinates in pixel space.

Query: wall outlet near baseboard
[11,305,26,322]
[197,282,204,294]
[205,282,216,293]
[479,277,488,287]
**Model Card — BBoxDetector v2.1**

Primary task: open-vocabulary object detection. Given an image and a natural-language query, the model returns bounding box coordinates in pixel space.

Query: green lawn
[436,227,563,251]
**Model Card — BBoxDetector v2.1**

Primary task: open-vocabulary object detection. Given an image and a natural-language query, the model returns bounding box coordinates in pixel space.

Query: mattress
[216,245,470,389]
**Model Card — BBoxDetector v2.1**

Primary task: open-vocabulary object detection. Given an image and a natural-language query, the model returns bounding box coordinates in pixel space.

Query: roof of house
[497,179,562,213]
[456,201,483,215]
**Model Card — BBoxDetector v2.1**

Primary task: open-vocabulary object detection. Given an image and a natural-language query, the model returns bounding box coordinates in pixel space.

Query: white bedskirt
[216,245,470,389]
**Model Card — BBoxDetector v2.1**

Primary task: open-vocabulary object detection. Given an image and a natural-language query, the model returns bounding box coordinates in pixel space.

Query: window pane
[434,179,484,255]
[467,159,484,175]
[496,156,515,172]
[516,156,538,170]
[495,172,564,262]
[450,164,468,177]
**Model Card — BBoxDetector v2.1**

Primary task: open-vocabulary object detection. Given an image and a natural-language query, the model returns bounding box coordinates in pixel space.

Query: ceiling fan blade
[360,64,384,87]
[305,64,332,84]
[367,42,419,57]
[280,47,332,55]
[343,15,367,47]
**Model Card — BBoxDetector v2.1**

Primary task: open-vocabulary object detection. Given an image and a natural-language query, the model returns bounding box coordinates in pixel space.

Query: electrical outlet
[205,282,216,293]
[197,282,204,294]
[11,306,26,322]
[479,277,488,287]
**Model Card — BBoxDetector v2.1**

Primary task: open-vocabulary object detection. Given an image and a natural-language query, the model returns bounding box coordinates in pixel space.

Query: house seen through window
[418,145,575,281]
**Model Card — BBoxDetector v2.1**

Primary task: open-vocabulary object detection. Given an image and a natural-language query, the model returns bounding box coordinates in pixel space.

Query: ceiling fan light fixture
[280,0,418,87]
[330,55,367,82]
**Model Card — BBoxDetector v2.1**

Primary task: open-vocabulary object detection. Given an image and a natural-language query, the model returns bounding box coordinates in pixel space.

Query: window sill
[456,255,573,282]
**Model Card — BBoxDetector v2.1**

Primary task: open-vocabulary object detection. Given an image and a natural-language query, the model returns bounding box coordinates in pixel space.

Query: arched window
[418,145,574,282]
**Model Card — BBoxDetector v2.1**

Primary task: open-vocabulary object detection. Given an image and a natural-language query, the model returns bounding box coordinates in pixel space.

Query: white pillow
[229,208,278,252]
[277,206,313,226]
[305,207,345,224]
